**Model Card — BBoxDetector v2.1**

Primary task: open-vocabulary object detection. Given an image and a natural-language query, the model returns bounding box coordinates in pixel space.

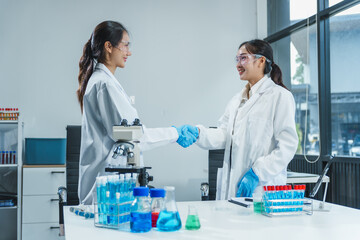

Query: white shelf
[0,120,22,240]
[0,164,18,168]
[0,121,19,125]
[0,206,17,210]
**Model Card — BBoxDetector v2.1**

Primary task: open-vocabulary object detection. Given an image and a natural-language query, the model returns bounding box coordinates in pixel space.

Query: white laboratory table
[64,200,360,240]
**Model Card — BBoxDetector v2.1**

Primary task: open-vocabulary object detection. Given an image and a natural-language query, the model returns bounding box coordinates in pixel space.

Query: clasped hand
[174,125,199,148]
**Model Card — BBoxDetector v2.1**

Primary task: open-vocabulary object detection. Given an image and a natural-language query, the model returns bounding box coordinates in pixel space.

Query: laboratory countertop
[64,200,360,240]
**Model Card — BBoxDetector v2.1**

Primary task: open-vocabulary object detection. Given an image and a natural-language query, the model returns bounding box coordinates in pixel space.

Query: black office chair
[205,149,225,200]
[58,125,81,236]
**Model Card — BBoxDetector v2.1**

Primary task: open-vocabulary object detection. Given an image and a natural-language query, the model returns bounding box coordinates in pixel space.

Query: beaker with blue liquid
[156,186,182,231]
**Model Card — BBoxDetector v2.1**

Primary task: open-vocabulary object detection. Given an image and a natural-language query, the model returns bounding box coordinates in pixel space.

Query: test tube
[268,186,275,200]
[293,185,298,199]
[119,174,125,222]
[286,185,292,199]
[263,186,268,200]
[300,185,306,199]
[125,173,132,217]
[1,151,3,164]
[116,192,120,224]
[13,151,16,164]
[96,177,102,223]
[275,186,280,199]
[5,151,8,164]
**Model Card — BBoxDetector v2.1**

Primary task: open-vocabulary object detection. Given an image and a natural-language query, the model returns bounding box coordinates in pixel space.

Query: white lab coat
[196,76,298,200]
[78,63,178,205]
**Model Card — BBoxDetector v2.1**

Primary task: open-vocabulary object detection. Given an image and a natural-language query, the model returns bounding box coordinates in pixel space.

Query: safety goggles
[235,53,270,65]
[114,41,131,52]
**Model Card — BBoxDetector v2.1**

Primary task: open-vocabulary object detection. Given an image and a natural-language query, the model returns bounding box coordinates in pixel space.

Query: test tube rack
[261,185,313,217]
[0,108,19,121]
[93,174,137,231]
[94,200,132,231]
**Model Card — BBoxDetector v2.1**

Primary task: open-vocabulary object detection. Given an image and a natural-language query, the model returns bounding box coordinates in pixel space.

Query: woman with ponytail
[77,21,186,205]
[176,39,298,199]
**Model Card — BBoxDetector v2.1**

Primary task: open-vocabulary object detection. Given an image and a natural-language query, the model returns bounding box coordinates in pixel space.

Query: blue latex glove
[236,168,259,197]
[173,125,199,148]
[182,125,199,139]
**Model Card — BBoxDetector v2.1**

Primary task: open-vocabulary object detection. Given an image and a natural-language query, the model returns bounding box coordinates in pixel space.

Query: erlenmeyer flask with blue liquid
[156,186,182,231]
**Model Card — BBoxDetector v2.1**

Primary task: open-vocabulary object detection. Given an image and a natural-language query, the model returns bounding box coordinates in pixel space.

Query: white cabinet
[0,121,23,240]
[22,166,66,240]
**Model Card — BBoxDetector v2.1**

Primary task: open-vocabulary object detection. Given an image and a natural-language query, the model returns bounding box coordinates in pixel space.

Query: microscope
[105,118,153,187]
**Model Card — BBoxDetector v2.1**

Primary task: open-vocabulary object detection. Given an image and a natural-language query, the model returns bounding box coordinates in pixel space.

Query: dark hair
[239,39,287,89]
[77,21,128,112]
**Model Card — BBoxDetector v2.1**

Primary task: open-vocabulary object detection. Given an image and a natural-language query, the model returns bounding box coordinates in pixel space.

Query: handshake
[173,125,199,148]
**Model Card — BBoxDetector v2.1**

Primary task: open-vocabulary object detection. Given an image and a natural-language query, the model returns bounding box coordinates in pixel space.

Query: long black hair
[239,39,287,89]
[77,21,128,112]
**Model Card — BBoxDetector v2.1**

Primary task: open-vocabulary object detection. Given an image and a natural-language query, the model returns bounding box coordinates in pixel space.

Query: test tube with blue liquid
[118,174,125,223]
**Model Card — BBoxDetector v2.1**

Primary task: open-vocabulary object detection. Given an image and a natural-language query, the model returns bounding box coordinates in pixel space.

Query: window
[267,0,360,158]
[330,5,360,156]
[270,24,319,155]
[268,0,317,35]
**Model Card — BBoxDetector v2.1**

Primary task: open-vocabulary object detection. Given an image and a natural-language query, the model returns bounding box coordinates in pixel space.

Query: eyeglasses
[235,53,269,65]
[114,41,131,52]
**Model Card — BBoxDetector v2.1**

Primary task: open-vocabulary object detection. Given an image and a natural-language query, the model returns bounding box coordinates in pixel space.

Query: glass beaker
[156,186,182,231]
[185,205,201,230]
[253,191,263,214]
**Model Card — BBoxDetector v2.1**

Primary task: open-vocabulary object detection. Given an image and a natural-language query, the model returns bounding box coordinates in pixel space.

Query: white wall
[0,0,258,201]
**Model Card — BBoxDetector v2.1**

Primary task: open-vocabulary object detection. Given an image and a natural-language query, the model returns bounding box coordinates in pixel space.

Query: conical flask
[185,205,201,230]
[156,186,182,231]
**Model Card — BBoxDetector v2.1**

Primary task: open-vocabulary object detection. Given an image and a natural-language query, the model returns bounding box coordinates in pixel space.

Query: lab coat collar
[241,75,272,100]
[250,75,269,96]
[95,63,119,83]
[258,76,276,94]
[237,76,275,120]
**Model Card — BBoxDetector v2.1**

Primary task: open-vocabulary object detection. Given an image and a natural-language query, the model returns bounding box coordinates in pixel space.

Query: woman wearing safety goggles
[77,21,184,205]
[175,39,298,199]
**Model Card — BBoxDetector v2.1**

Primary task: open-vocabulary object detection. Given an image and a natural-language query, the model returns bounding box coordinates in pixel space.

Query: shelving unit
[0,120,23,240]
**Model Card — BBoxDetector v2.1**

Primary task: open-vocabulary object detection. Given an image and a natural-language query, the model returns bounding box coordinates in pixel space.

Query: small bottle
[130,187,151,233]
[150,188,165,228]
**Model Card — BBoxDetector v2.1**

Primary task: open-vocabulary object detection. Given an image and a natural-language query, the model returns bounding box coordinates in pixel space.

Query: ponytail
[77,21,128,113]
[270,62,287,90]
[77,39,94,113]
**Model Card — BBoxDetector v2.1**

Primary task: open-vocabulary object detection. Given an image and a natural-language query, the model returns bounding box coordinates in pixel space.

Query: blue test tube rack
[261,185,313,217]
[94,174,137,230]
